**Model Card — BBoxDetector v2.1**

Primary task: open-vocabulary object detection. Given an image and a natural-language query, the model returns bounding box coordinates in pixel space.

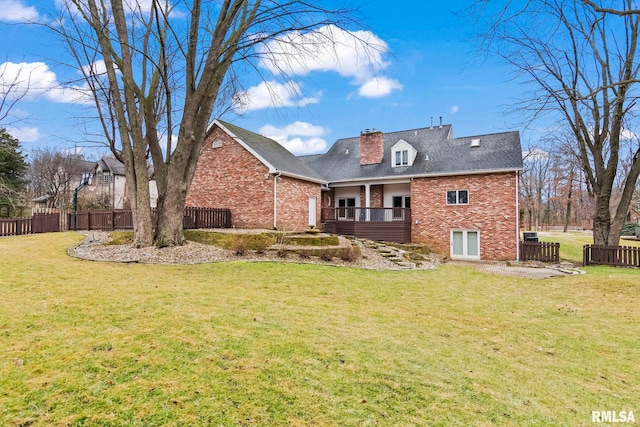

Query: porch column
[365,184,370,221]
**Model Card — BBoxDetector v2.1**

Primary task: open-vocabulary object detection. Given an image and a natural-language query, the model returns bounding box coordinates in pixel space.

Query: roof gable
[212,120,327,184]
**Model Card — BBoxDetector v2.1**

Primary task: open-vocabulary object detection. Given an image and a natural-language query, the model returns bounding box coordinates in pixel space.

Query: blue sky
[0,0,534,158]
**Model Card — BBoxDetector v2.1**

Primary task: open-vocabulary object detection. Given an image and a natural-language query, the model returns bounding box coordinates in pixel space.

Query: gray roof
[304,125,523,182]
[217,120,327,183]
[97,155,126,176]
[213,121,522,185]
[69,158,97,174]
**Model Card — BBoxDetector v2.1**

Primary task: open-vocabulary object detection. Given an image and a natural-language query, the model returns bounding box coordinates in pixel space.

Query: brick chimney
[360,129,384,165]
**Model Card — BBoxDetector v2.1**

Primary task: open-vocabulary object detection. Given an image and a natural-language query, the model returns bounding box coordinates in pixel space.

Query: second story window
[447,190,468,205]
[394,150,409,166]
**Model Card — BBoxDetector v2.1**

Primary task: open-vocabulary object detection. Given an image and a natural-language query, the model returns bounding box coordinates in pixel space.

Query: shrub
[621,223,640,237]
[298,250,311,259]
[320,251,333,262]
[339,246,361,262]
[251,235,272,254]
[230,234,251,256]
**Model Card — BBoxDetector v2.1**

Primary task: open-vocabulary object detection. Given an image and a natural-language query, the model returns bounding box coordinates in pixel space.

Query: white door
[308,197,317,228]
[451,230,480,260]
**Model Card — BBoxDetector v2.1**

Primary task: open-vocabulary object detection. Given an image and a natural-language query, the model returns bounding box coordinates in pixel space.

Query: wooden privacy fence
[68,207,231,231]
[583,245,640,268]
[0,213,61,237]
[520,241,560,263]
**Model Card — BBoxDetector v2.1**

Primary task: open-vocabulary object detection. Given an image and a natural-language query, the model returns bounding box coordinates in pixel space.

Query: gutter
[273,172,281,230]
[516,170,520,262]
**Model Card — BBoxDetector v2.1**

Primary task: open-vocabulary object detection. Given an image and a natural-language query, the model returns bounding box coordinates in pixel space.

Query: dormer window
[395,150,409,166]
[391,139,417,168]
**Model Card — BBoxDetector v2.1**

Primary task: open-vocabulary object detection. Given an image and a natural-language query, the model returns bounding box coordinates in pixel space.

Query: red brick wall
[276,176,321,230]
[186,125,321,230]
[411,172,519,260]
[360,131,384,165]
[371,185,383,208]
[187,126,274,228]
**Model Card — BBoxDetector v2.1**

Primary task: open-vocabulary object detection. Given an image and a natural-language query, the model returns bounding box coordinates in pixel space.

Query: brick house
[188,120,523,261]
[187,120,327,230]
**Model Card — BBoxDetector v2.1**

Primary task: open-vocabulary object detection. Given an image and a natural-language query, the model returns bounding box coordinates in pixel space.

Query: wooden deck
[321,208,411,243]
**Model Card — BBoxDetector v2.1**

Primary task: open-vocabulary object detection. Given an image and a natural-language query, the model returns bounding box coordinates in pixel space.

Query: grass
[1,232,639,426]
[534,230,640,263]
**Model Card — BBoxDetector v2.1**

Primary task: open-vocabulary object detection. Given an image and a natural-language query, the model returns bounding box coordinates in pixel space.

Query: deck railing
[321,207,411,243]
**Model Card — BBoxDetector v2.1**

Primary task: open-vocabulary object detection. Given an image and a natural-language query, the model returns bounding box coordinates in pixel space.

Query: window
[391,139,416,168]
[392,196,411,219]
[394,149,409,166]
[338,198,356,220]
[392,196,411,208]
[102,172,111,184]
[447,190,468,205]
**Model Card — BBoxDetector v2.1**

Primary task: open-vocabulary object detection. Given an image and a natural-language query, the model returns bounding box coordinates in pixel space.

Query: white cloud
[81,60,114,77]
[0,61,93,105]
[259,121,328,155]
[0,0,40,23]
[451,105,460,114]
[523,148,548,161]
[55,0,184,18]
[233,81,319,113]
[6,126,42,142]
[358,77,402,98]
[621,128,638,141]
[257,24,399,98]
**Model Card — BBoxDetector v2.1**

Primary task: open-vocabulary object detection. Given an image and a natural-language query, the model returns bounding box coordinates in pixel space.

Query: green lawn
[1,233,639,426]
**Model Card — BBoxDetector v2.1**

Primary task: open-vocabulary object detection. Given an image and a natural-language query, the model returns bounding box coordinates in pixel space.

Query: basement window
[446,190,468,205]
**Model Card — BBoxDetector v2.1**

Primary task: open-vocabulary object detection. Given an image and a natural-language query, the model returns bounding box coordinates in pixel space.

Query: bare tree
[0,62,31,125]
[475,0,640,245]
[28,148,93,209]
[50,0,370,247]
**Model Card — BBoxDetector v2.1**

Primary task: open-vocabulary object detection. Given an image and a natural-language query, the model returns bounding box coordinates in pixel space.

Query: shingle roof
[68,158,98,174]
[216,120,327,183]
[212,121,522,185]
[97,155,126,175]
[304,125,523,182]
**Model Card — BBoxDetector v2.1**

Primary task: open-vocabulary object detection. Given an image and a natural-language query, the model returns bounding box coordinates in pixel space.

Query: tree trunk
[154,186,187,248]
[592,194,612,246]
[122,145,153,247]
[563,171,573,233]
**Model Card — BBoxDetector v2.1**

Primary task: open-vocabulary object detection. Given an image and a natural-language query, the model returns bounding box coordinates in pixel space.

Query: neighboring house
[187,120,523,261]
[31,157,95,209]
[94,156,158,209]
[628,200,640,224]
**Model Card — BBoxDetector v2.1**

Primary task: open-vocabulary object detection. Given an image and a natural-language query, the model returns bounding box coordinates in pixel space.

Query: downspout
[273,172,281,230]
[516,170,520,261]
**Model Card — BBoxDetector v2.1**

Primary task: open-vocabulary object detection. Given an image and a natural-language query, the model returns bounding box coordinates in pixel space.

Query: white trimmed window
[446,190,468,205]
[391,139,417,168]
